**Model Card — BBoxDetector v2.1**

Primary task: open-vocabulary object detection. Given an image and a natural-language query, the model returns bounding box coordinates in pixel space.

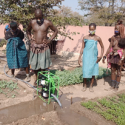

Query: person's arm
[4,25,8,36]
[122,49,125,61]
[5,31,12,40]
[4,28,6,36]
[18,26,21,30]
[26,20,32,40]
[78,37,85,66]
[119,24,124,38]
[96,37,104,63]
[46,21,58,44]
[19,30,24,40]
[105,37,113,57]
[102,37,113,63]
[121,49,125,68]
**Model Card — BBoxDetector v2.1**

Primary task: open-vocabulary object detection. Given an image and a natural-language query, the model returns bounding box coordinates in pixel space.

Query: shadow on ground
[51,54,78,70]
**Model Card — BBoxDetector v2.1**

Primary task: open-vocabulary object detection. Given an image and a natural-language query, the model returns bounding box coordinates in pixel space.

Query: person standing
[27,9,58,87]
[78,23,104,92]
[5,21,30,81]
[103,24,125,91]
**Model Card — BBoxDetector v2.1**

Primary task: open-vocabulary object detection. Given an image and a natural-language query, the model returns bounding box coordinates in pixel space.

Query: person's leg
[82,78,87,92]
[25,66,30,82]
[25,67,29,74]
[89,76,95,92]
[33,69,42,86]
[110,64,117,89]
[11,69,15,76]
[41,69,45,72]
[115,65,122,91]
[33,69,39,86]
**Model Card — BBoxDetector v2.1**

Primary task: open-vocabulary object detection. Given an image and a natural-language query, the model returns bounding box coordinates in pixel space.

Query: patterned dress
[6,37,28,69]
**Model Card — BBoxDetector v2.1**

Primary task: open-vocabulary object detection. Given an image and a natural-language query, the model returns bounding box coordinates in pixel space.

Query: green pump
[37,70,60,104]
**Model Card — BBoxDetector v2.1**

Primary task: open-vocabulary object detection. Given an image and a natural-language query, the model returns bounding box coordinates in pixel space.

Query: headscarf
[10,21,18,29]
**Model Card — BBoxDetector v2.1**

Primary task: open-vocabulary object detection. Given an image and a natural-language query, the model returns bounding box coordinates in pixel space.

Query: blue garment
[6,37,28,69]
[5,25,11,31]
[82,39,99,78]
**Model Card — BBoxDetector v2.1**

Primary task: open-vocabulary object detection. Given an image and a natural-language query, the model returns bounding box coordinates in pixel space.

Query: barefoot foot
[89,86,94,92]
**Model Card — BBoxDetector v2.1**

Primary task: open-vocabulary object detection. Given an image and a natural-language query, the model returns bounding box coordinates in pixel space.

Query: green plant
[0,39,7,47]
[50,67,111,86]
[81,93,125,125]
[81,101,97,110]
[0,80,18,98]
[0,0,83,40]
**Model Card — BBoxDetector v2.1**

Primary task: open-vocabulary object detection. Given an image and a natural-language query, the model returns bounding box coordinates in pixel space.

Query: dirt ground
[0,80,28,101]
[6,111,66,125]
[70,90,125,125]
[0,60,34,109]
[0,47,110,110]
[70,102,115,125]
[1,47,125,125]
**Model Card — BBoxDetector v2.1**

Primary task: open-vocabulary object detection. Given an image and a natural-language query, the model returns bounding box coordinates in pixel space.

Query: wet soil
[57,108,95,125]
[6,111,65,125]
[0,93,95,125]
[0,98,53,124]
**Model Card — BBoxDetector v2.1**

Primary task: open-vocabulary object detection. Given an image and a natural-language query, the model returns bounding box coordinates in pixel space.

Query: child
[102,24,125,91]
[78,23,104,92]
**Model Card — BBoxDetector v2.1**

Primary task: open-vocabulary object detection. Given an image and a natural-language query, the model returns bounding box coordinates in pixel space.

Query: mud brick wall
[0,24,125,55]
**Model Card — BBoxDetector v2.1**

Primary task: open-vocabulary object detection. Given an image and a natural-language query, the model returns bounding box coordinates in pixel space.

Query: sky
[60,0,84,15]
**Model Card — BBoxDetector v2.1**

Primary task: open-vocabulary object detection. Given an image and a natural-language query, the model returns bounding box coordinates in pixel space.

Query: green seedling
[51,67,111,87]
[0,80,18,98]
[81,94,125,125]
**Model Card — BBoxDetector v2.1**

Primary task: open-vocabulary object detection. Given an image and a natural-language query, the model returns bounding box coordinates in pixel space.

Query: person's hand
[43,39,51,45]
[102,58,105,63]
[31,37,35,41]
[96,57,102,63]
[102,56,107,63]
[29,37,35,43]
[28,37,32,41]
[78,58,81,66]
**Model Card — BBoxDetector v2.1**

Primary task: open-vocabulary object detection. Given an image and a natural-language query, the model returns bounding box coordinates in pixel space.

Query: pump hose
[4,63,62,107]
[51,94,62,108]
[4,63,38,91]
